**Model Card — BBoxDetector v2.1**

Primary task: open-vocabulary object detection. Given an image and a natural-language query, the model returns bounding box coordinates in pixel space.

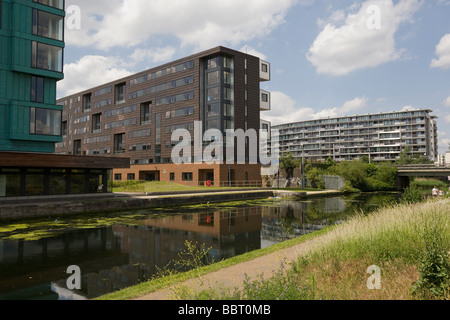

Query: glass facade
[31,41,63,72]
[33,0,65,10]
[30,107,62,136]
[32,8,64,41]
[204,55,235,132]
[0,168,111,198]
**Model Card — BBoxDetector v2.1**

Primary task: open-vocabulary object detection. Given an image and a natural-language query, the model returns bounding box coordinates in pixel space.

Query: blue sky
[60,0,450,155]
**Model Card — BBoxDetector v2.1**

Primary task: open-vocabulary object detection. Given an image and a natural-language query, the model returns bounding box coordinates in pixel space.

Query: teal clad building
[0,0,65,153]
[0,1,129,199]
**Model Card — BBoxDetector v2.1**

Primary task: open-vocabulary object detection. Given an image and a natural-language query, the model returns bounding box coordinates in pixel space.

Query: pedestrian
[439,189,444,197]
[432,186,438,197]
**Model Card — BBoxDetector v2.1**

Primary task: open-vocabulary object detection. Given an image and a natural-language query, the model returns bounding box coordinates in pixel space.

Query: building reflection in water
[0,197,353,300]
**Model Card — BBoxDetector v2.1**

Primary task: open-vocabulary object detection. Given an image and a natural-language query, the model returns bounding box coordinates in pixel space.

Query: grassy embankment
[195,198,449,300]
[100,197,449,300]
[111,180,265,193]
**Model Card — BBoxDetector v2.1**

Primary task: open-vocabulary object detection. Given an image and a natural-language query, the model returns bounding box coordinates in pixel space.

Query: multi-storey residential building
[0,0,128,198]
[56,46,271,186]
[273,109,438,163]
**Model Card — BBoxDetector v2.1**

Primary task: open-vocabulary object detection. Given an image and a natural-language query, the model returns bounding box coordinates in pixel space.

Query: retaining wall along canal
[0,190,344,221]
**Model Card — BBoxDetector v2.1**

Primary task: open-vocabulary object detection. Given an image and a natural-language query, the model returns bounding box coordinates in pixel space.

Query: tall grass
[292,198,450,300]
[305,199,449,264]
[192,198,449,300]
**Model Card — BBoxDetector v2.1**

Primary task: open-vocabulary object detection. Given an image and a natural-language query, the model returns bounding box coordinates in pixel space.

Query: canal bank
[0,189,344,221]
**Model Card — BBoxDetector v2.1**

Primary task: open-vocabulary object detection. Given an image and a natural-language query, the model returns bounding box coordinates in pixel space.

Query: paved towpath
[134,230,330,300]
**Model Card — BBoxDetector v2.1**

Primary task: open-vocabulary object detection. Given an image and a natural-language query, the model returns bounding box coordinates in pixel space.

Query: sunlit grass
[158,198,449,301]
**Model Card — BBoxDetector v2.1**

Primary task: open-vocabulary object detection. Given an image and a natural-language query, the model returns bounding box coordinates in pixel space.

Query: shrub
[411,213,450,300]
[400,186,424,204]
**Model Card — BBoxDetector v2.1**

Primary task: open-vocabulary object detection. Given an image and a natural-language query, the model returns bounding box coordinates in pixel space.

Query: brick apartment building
[56,46,271,186]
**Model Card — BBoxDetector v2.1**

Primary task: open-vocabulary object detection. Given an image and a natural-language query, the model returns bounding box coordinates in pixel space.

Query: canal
[0,192,399,300]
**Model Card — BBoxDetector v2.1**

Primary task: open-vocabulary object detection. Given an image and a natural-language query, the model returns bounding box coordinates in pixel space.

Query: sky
[59,0,450,155]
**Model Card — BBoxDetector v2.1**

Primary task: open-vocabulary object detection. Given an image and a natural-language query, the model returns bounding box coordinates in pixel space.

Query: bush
[401,186,424,204]
[411,213,450,300]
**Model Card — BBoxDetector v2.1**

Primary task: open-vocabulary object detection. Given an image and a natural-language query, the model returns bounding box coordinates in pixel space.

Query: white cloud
[311,97,369,119]
[239,46,268,61]
[57,55,133,97]
[443,96,450,107]
[431,34,450,69]
[130,46,177,65]
[65,0,296,51]
[262,91,314,125]
[263,92,368,125]
[445,114,450,124]
[306,0,420,76]
[402,105,415,111]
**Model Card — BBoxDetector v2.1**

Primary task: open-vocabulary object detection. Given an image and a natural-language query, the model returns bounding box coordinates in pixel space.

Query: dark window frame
[31,76,45,103]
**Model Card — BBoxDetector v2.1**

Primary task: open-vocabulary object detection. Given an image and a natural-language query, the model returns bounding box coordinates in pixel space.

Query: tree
[279,153,301,188]
[397,146,433,165]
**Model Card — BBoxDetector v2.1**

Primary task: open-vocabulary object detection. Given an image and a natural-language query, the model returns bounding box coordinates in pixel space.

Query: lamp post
[301,144,305,189]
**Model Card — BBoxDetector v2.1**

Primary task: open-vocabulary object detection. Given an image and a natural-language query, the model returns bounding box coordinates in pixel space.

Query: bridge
[397,164,450,177]
[396,164,450,190]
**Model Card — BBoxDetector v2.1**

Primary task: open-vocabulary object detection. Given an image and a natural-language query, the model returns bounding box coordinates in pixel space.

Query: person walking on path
[432,186,438,197]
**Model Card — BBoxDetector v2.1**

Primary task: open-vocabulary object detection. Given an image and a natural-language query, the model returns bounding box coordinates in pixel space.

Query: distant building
[273,109,438,163]
[0,0,129,198]
[56,46,271,186]
[446,151,450,167]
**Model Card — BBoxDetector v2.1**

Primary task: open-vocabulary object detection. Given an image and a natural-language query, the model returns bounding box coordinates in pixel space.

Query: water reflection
[0,193,398,300]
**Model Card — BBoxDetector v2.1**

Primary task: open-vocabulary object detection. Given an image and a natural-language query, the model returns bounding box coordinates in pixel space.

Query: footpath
[133,233,328,300]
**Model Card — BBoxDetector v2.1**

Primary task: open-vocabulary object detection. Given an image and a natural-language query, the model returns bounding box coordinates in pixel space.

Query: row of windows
[129,61,195,86]
[114,172,193,182]
[129,76,194,100]
[69,103,196,137]
[276,112,432,129]
[155,91,195,106]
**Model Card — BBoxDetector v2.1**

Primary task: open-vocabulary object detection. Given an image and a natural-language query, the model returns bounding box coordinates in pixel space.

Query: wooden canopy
[0,152,130,169]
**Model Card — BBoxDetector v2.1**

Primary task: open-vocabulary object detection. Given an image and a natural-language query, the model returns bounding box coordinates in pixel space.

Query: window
[182,173,193,181]
[170,173,175,181]
[261,63,268,72]
[115,82,126,104]
[207,71,219,86]
[31,41,63,72]
[127,173,135,181]
[32,9,64,41]
[224,57,233,69]
[207,88,219,102]
[62,121,67,136]
[94,86,112,97]
[82,93,91,111]
[30,107,61,136]
[224,71,234,85]
[262,93,269,102]
[92,113,101,133]
[73,140,82,155]
[207,57,218,69]
[114,133,125,154]
[33,0,65,10]
[140,102,152,125]
[207,104,220,118]
[31,76,44,103]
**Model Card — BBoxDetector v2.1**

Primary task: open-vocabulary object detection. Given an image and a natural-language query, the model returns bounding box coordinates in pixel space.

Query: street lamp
[301,144,305,189]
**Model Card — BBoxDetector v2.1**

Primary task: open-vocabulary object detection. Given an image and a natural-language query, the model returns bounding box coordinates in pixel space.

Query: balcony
[260,90,271,111]
[260,60,271,82]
